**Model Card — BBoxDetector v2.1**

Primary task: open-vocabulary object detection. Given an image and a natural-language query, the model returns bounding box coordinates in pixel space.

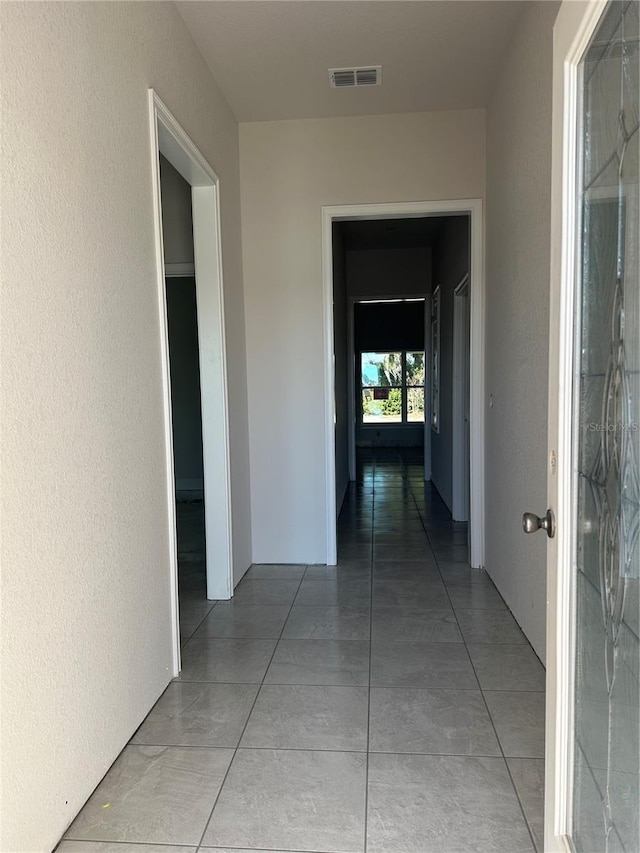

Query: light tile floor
[60,449,545,853]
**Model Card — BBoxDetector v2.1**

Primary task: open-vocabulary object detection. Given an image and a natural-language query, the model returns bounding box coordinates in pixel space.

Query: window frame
[359,350,425,427]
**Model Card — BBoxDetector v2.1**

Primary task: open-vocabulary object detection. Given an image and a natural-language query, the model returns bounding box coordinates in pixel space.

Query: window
[361,351,425,425]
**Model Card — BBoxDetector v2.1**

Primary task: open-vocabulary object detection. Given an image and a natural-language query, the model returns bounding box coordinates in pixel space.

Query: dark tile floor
[60,449,545,853]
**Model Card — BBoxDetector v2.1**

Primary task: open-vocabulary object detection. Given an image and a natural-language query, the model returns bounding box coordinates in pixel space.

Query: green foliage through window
[360,352,425,424]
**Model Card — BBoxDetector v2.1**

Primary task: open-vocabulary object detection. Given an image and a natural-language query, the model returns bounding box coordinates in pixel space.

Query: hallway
[59,450,545,853]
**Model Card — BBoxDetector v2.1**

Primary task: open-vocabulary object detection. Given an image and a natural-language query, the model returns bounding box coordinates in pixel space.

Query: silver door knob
[522,509,555,538]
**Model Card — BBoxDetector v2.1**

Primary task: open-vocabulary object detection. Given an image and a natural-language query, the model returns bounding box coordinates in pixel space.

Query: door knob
[522,509,555,538]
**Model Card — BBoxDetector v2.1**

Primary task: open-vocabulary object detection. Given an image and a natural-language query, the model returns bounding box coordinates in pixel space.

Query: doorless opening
[322,200,485,569]
[149,90,233,675]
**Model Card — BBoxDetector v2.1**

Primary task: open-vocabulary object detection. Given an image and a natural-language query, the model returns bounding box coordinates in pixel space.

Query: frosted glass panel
[573,2,639,851]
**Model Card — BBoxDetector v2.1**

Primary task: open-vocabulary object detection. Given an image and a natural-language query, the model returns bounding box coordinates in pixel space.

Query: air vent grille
[329,66,382,88]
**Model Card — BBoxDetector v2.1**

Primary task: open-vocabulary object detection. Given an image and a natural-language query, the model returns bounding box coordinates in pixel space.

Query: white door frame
[322,199,485,569]
[452,274,470,522]
[148,90,233,676]
[545,2,609,849]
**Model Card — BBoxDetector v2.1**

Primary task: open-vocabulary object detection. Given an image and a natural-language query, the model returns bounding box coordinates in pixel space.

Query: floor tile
[373,533,432,546]
[304,562,371,580]
[374,544,431,561]
[372,523,425,536]
[131,682,258,747]
[338,542,372,560]
[367,753,535,852]
[67,455,547,853]
[193,603,290,639]
[431,544,470,563]
[447,583,508,610]
[372,580,450,608]
[371,642,478,688]
[440,565,493,585]
[282,605,370,640]
[232,579,300,606]
[428,529,469,545]
[64,746,233,845]
[467,644,546,691]
[456,608,528,644]
[372,606,461,643]
[240,684,368,751]
[244,564,306,580]
[507,758,545,852]
[484,691,546,758]
[295,578,371,606]
[58,845,194,852]
[178,638,276,683]
[179,598,216,637]
[265,638,370,685]
[203,749,367,852]
[372,560,440,582]
[369,687,500,755]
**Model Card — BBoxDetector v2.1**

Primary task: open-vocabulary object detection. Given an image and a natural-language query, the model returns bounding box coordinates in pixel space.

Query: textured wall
[485,1,560,661]
[0,3,251,850]
[240,110,485,563]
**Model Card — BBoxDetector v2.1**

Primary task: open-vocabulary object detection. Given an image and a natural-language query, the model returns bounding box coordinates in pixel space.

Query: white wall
[431,217,470,510]
[0,4,251,851]
[160,155,194,265]
[240,110,486,562]
[485,0,560,661]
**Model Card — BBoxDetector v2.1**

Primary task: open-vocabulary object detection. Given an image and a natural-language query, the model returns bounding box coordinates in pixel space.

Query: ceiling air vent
[329,66,382,88]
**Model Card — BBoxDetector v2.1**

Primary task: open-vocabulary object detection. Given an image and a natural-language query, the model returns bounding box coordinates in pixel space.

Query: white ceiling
[176,1,527,122]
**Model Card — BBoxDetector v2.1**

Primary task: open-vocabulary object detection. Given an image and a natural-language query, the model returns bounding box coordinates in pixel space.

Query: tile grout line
[361,452,376,853]
[179,595,219,652]
[406,468,540,853]
[122,743,542,759]
[194,566,308,850]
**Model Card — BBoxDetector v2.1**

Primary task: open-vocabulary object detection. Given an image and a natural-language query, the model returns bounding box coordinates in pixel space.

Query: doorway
[322,200,485,570]
[149,91,233,675]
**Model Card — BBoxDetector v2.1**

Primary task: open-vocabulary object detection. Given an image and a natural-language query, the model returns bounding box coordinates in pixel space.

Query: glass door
[572,2,639,850]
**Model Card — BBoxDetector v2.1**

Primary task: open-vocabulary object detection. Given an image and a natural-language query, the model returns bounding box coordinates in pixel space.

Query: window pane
[361,352,402,387]
[406,352,425,386]
[362,388,403,423]
[407,387,425,422]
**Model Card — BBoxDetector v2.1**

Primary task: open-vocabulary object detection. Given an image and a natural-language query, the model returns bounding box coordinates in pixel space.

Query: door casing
[148,90,234,676]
